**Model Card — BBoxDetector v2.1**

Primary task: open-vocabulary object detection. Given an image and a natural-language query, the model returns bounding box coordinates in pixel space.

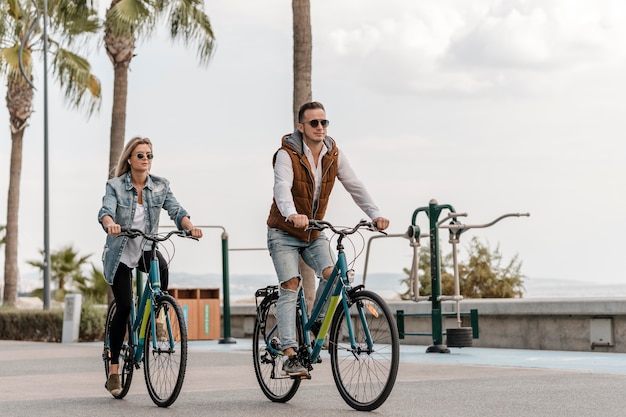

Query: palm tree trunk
[104,11,135,305]
[3,75,33,307]
[292,0,312,127]
[3,128,25,307]
[108,61,129,178]
[292,0,315,311]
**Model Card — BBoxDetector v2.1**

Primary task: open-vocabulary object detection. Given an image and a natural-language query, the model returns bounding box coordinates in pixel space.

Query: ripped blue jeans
[267,227,336,350]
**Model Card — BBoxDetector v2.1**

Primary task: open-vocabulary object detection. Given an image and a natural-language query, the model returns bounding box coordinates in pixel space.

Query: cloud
[318,0,626,96]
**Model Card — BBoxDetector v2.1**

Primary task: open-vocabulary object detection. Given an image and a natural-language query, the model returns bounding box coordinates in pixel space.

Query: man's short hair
[298,101,325,123]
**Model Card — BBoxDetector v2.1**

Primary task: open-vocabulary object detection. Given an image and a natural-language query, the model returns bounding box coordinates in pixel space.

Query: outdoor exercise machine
[395,199,529,353]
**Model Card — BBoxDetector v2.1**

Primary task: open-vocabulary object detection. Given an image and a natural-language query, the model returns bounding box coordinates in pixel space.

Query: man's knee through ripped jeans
[277,277,300,350]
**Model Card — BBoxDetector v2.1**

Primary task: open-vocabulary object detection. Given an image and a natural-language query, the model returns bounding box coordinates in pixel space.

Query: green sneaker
[106,373,122,396]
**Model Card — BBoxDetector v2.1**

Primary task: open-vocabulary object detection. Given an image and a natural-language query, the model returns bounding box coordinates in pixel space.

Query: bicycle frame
[265,237,369,365]
[127,246,171,364]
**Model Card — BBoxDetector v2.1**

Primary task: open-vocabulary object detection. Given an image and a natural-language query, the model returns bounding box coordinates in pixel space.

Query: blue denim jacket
[98,172,190,284]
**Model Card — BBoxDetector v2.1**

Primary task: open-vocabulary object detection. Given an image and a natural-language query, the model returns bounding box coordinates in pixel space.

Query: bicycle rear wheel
[252,290,301,402]
[329,290,399,411]
[103,300,134,399]
[143,294,188,407]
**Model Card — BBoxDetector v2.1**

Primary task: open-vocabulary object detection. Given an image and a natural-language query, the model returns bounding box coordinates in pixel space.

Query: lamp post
[19,0,51,309]
[41,0,51,310]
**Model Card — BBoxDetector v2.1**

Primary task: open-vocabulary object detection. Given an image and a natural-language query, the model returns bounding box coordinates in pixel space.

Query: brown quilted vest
[267,132,339,242]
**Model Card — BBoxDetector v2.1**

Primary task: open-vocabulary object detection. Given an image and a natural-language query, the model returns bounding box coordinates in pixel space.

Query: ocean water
[14,271,626,302]
[167,273,626,302]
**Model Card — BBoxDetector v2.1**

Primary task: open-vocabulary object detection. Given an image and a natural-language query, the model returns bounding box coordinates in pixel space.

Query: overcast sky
[1,0,625,293]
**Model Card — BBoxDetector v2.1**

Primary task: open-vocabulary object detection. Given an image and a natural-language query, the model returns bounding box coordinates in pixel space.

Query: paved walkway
[2,339,626,416]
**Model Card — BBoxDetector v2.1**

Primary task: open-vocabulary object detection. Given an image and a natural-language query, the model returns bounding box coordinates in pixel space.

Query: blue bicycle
[102,229,195,407]
[253,219,400,411]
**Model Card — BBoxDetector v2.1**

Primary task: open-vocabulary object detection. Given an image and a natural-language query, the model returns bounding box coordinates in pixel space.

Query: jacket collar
[124,171,154,190]
[284,130,335,155]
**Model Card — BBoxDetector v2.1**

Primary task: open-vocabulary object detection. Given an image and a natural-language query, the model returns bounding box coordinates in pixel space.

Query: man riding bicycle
[266,101,389,376]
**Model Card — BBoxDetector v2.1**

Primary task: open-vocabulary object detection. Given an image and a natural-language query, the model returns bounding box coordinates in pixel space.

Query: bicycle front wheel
[252,291,301,402]
[103,300,134,399]
[143,294,188,407]
[329,290,399,411]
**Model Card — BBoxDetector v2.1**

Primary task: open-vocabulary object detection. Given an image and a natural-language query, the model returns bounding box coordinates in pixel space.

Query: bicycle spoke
[252,290,301,402]
[143,295,187,407]
[329,290,399,411]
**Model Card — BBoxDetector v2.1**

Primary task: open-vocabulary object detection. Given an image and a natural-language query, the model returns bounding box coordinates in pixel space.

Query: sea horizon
[12,271,626,303]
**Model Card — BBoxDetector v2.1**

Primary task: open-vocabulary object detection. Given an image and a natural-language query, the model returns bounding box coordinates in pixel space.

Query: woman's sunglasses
[135,152,154,160]
[303,119,330,128]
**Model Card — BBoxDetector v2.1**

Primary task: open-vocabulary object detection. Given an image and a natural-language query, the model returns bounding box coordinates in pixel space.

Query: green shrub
[0,308,63,342]
[0,300,107,342]
[79,300,107,342]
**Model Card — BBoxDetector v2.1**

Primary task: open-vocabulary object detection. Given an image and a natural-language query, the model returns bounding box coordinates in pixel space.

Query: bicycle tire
[143,294,188,407]
[103,300,134,399]
[252,291,301,402]
[328,290,399,411]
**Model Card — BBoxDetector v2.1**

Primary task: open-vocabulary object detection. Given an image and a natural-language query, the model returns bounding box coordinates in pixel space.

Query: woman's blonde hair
[113,137,153,177]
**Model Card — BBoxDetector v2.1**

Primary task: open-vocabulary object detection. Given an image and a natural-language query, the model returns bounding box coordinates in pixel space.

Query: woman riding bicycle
[267,102,389,376]
[98,136,203,396]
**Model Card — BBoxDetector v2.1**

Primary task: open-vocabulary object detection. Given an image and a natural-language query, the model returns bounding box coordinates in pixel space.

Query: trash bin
[198,289,220,340]
[170,288,199,340]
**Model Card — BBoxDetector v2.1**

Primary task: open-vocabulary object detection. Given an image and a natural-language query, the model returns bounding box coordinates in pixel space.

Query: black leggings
[109,250,168,365]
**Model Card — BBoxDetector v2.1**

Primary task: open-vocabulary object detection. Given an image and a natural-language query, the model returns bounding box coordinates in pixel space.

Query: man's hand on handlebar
[288,214,309,229]
[372,217,390,231]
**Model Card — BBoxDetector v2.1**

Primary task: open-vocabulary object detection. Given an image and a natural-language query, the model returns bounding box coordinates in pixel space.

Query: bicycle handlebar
[119,228,197,241]
[307,219,387,236]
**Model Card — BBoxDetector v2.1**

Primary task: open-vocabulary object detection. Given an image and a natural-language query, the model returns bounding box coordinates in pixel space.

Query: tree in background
[292,0,316,310]
[27,245,92,302]
[400,237,524,299]
[1,0,101,307]
[74,265,108,304]
[292,0,312,127]
[103,0,216,179]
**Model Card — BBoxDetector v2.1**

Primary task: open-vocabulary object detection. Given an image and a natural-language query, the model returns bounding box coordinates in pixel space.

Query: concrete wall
[227,298,626,353]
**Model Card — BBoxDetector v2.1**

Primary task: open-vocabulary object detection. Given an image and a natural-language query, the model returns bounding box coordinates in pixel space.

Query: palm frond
[47,0,101,44]
[106,0,155,37]
[52,47,101,116]
[166,0,215,65]
[0,44,33,78]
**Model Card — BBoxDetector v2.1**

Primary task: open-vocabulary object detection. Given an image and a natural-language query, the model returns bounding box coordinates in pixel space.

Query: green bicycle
[102,228,195,407]
[253,219,400,411]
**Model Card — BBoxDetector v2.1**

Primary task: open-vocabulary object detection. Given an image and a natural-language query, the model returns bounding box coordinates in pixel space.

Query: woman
[98,136,203,396]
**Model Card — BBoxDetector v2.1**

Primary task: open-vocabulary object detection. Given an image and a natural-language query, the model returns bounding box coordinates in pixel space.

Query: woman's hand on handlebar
[106,223,121,235]
[181,217,203,239]
[187,227,203,239]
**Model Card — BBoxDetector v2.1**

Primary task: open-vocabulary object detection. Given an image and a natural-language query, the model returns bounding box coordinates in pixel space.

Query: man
[266,101,389,376]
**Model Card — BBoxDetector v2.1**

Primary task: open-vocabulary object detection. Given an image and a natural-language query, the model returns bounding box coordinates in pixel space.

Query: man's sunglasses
[135,152,154,160]
[303,119,330,128]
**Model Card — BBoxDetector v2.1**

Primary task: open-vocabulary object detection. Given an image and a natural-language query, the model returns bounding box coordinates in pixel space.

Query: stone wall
[226,298,626,352]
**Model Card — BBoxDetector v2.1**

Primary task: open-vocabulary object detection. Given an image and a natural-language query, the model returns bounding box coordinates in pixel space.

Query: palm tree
[27,245,92,302]
[103,0,216,178]
[74,264,108,304]
[292,0,316,310]
[292,0,312,126]
[1,0,102,307]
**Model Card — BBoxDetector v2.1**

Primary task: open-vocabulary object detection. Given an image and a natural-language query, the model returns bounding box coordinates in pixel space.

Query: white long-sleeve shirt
[273,141,383,221]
